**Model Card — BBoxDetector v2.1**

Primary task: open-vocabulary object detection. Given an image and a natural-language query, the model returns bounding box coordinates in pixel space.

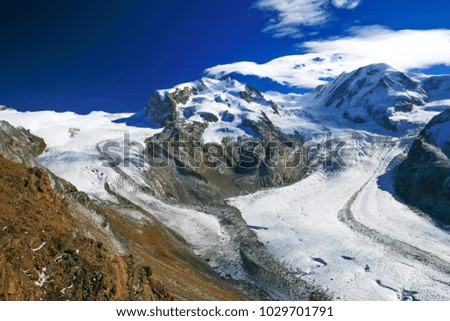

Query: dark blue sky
[1,0,450,113]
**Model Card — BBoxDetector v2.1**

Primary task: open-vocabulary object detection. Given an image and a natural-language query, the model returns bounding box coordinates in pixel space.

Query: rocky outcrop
[0,121,46,167]
[145,89,190,126]
[395,110,450,225]
[144,81,210,126]
[240,84,279,114]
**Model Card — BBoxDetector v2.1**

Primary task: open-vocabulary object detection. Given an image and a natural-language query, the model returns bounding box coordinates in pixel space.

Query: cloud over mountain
[206,27,450,88]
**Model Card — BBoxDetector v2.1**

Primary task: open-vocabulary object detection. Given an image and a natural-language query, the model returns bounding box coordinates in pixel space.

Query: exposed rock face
[311,63,428,130]
[240,84,264,103]
[0,121,46,167]
[0,121,252,301]
[395,110,450,225]
[145,88,191,126]
[240,84,279,114]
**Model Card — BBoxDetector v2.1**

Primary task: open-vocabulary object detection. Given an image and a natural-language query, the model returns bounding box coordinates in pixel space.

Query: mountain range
[1,63,450,301]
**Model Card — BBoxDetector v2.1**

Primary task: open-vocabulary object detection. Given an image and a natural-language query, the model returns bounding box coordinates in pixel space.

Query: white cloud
[205,27,450,88]
[254,0,361,38]
[331,0,361,9]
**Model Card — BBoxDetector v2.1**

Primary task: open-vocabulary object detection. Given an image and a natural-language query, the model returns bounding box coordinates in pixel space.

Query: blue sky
[1,0,450,113]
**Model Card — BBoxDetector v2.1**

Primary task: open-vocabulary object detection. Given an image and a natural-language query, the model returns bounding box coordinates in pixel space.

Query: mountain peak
[359,63,395,72]
[143,77,280,143]
[310,63,428,130]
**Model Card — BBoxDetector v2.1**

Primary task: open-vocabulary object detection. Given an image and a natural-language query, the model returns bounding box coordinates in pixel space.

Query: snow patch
[31,242,46,252]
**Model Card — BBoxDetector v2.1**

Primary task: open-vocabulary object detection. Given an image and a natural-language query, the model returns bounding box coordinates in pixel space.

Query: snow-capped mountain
[143,77,281,144]
[308,63,429,130]
[122,64,450,145]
